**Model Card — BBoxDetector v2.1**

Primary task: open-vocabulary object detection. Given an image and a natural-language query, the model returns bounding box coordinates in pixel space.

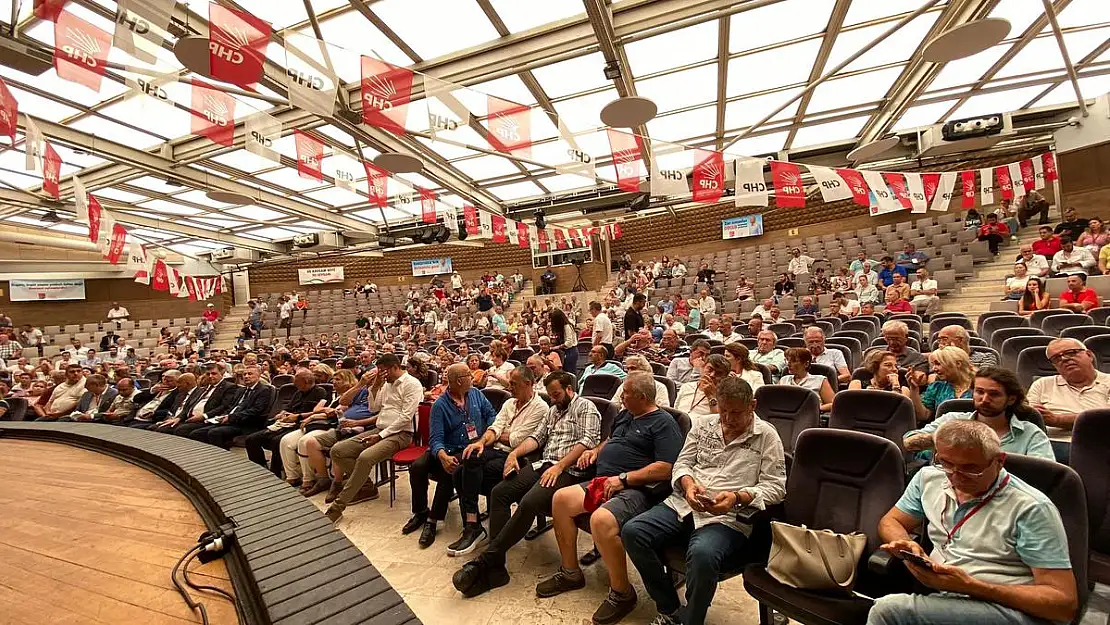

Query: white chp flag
[904,172,928,214]
[1008,162,1024,198]
[126,240,148,272]
[930,172,957,212]
[807,165,853,203]
[97,210,115,255]
[554,118,597,181]
[284,32,341,118]
[528,225,539,251]
[649,148,690,197]
[329,153,359,192]
[979,167,994,205]
[1032,157,1045,190]
[478,210,493,239]
[114,0,175,64]
[734,158,769,207]
[73,175,89,224]
[506,219,519,246]
[244,110,282,164]
[861,170,901,215]
[124,73,174,116]
[24,117,43,172]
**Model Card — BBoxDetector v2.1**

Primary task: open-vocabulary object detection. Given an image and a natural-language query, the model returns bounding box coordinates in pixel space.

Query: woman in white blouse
[1003,262,1029,300]
[778,347,835,412]
[723,342,765,392]
[484,347,514,391]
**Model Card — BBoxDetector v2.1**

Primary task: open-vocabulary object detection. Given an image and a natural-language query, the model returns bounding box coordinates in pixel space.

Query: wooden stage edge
[0,422,422,625]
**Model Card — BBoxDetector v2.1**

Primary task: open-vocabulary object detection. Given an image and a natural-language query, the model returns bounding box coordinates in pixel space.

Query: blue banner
[722,214,763,240]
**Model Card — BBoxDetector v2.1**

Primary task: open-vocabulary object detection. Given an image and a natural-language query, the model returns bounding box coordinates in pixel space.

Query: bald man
[244,370,329,476]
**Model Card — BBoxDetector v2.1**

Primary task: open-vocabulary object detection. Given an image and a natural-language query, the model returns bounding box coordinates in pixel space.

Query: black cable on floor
[183,549,236,604]
[172,543,210,625]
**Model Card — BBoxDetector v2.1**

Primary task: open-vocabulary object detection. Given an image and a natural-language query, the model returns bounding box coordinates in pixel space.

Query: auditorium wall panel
[0,279,228,327]
[1059,141,1110,219]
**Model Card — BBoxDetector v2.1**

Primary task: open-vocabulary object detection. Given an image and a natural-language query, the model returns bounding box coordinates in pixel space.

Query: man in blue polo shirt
[877,256,908,288]
[871,419,1077,625]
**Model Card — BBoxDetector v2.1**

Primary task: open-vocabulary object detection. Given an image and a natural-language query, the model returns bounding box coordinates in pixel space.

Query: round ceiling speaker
[847,136,901,163]
[374,152,423,174]
[205,190,254,205]
[173,36,213,78]
[600,96,658,128]
[922,18,1011,63]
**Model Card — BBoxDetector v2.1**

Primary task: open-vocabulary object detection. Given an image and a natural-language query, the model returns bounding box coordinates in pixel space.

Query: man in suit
[164,364,242,437]
[243,369,328,476]
[188,365,275,448]
[128,370,181,428]
[60,374,118,422]
[143,373,199,429]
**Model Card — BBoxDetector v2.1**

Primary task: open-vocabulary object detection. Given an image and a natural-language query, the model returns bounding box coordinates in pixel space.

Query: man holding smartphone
[872,419,1076,625]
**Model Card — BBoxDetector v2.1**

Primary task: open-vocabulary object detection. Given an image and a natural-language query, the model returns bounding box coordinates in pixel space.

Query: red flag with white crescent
[191,80,236,147]
[0,78,17,147]
[419,187,437,224]
[517,221,530,249]
[42,142,61,199]
[208,3,271,88]
[360,57,413,136]
[692,149,725,204]
[364,161,389,208]
[993,166,1014,200]
[536,228,549,251]
[1019,159,1036,191]
[960,171,976,208]
[922,173,941,206]
[54,10,111,92]
[35,0,67,21]
[294,130,323,181]
[882,172,912,209]
[1042,152,1057,182]
[835,169,871,206]
[770,161,805,208]
[106,223,127,264]
[486,96,532,159]
[606,129,643,193]
[151,259,169,292]
[491,215,507,243]
[463,205,479,235]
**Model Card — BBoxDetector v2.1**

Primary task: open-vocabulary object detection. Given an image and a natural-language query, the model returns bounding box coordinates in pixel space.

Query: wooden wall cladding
[0,279,229,327]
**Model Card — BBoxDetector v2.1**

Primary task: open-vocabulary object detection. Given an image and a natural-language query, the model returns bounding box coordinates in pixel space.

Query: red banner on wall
[53,10,111,92]
[208,3,271,88]
[606,129,643,193]
[1042,152,1057,182]
[1019,159,1036,191]
[360,57,413,136]
[692,149,725,204]
[770,161,805,208]
[294,130,323,181]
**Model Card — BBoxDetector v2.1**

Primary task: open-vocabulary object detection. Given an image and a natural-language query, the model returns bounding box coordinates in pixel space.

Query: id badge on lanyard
[461,396,479,442]
[940,474,1010,555]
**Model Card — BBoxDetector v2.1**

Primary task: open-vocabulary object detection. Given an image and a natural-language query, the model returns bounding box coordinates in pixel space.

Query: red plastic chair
[385,402,431,507]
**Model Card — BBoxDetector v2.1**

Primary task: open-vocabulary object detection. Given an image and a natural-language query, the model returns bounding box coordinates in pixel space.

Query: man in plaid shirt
[0,333,23,362]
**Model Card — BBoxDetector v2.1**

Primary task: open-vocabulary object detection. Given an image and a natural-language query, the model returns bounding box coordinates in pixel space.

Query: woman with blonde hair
[910,346,974,422]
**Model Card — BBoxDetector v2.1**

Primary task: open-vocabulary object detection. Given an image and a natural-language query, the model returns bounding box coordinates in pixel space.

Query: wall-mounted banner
[297,266,345,285]
[10,278,86,301]
[722,214,763,240]
[411,257,452,277]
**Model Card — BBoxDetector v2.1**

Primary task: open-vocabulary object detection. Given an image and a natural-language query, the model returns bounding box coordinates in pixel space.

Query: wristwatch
[619,472,629,487]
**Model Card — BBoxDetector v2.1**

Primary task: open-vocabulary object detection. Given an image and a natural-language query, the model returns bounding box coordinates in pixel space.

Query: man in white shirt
[591,300,615,360]
[1016,246,1050,278]
[451,271,464,291]
[804,326,850,383]
[672,262,688,278]
[1027,338,1110,432]
[106,302,130,323]
[1051,237,1097,276]
[750,298,774,320]
[854,262,880,286]
[279,296,295,337]
[787,248,816,276]
[910,268,941,316]
[698,289,717,315]
[703,318,724,342]
[39,364,86,420]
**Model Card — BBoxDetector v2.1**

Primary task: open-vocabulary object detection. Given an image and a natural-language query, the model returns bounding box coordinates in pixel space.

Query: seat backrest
[585,396,618,440]
[1000,335,1053,370]
[653,375,678,405]
[786,429,906,559]
[273,383,297,416]
[1041,314,1093,337]
[1060,325,1110,344]
[778,337,805,349]
[990,326,1043,353]
[754,385,820,454]
[976,310,1018,336]
[1071,409,1110,557]
[828,390,916,450]
[2,397,27,421]
[981,315,1028,344]
[581,373,623,400]
[1085,334,1110,372]
[661,406,692,437]
[1004,454,1089,610]
[935,398,973,419]
[271,373,294,388]
[1015,345,1057,388]
[481,388,510,413]
[842,319,876,340]
[769,323,796,339]
[809,362,838,390]
[836,329,871,351]
[1028,308,1070,329]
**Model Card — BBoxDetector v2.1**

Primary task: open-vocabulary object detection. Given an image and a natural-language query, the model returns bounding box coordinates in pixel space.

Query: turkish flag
[294,130,323,181]
[364,161,389,208]
[536,228,549,251]
[419,187,437,223]
[882,172,912,209]
[1042,152,1057,182]
[463,204,479,235]
[360,56,413,136]
[35,0,68,21]
[553,228,567,250]
[835,169,871,206]
[0,78,17,147]
[151,260,169,292]
[191,80,236,147]
[770,161,805,208]
[491,215,507,243]
[517,221,530,248]
[54,10,111,92]
[960,171,976,208]
[106,223,128,264]
[42,142,61,199]
[692,149,725,204]
[922,173,941,205]
[208,3,271,88]
[606,129,643,193]
[487,96,531,158]
[1019,159,1036,191]
[993,166,1014,200]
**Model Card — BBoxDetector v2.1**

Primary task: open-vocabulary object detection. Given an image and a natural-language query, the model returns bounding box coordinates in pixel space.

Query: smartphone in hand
[900,551,933,569]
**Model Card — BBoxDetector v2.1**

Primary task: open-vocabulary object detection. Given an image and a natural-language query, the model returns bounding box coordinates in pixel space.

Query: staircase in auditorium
[940,228,1042,325]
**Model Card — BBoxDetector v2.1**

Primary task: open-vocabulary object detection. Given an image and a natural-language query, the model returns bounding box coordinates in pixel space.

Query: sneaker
[325,505,343,524]
[446,524,487,557]
[649,614,680,625]
[418,521,437,548]
[462,563,509,598]
[592,587,638,625]
[348,483,379,505]
[324,480,343,503]
[453,560,485,593]
[303,477,332,497]
[402,512,427,535]
[579,546,601,566]
[535,567,586,598]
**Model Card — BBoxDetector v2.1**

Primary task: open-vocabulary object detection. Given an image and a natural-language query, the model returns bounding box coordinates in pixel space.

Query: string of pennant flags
[2,1,1061,259]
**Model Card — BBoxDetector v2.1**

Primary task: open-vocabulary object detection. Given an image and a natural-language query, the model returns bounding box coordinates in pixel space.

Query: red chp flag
[922,173,941,205]
[486,96,531,158]
[419,187,437,223]
[294,130,323,181]
[364,161,389,208]
[35,0,68,21]
[53,10,112,92]
[993,166,1014,200]
[835,169,871,206]
[536,228,549,251]
[208,4,271,88]
[606,129,643,193]
[517,221,530,248]
[606,222,622,241]
[151,259,170,292]
[463,205,479,236]
[1019,159,1036,191]
[553,228,567,250]
[87,195,103,243]
[882,172,912,209]
[106,223,127,264]
[360,57,413,136]
[960,171,976,208]
[42,142,61,199]
[770,161,805,208]
[0,78,17,147]
[1042,153,1058,182]
[692,149,725,204]
[491,215,507,243]
[191,80,236,147]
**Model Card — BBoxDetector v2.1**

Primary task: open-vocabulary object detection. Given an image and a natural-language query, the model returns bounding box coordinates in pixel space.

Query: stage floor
[0,439,238,625]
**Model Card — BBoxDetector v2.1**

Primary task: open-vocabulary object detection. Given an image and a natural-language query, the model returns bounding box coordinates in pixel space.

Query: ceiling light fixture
[847,136,901,163]
[172,36,213,78]
[922,18,1011,63]
[374,152,423,174]
[206,190,254,205]
[600,96,658,128]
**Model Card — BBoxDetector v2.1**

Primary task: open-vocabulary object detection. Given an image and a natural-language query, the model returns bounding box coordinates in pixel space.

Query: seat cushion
[1090,551,1110,586]
[391,445,427,465]
[743,565,874,625]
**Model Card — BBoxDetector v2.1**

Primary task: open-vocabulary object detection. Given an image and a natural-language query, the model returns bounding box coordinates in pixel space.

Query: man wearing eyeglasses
[871,419,1077,625]
[1027,338,1110,431]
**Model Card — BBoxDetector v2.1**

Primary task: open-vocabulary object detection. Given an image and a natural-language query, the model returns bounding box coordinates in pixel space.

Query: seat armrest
[868,549,901,576]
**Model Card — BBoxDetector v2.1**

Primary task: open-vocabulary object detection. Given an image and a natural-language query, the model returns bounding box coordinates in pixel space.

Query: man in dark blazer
[60,374,118,422]
[166,365,242,437]
[188,365,275,449]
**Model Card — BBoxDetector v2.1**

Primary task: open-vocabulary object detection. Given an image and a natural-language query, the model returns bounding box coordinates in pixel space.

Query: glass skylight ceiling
[0,0,1103,252]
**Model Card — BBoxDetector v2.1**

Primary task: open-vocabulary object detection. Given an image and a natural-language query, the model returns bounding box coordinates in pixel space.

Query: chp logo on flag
[487,96,531,158]
[208,4,271,88]
[835,169,871,206]
[294,130,323,182]
[360,57,414,136]
[0,78,17,146]
[54,11,111,92]
[364,161,389,208]
[770,161,805,208]
[192,82,236,147]
[42,143,61,199]
[692,150,724,204]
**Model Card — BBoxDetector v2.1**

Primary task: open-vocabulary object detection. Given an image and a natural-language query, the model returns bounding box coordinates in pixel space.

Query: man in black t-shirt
[1054,206,1089,242]
[476,289,494,312]
[623,293,646,340]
